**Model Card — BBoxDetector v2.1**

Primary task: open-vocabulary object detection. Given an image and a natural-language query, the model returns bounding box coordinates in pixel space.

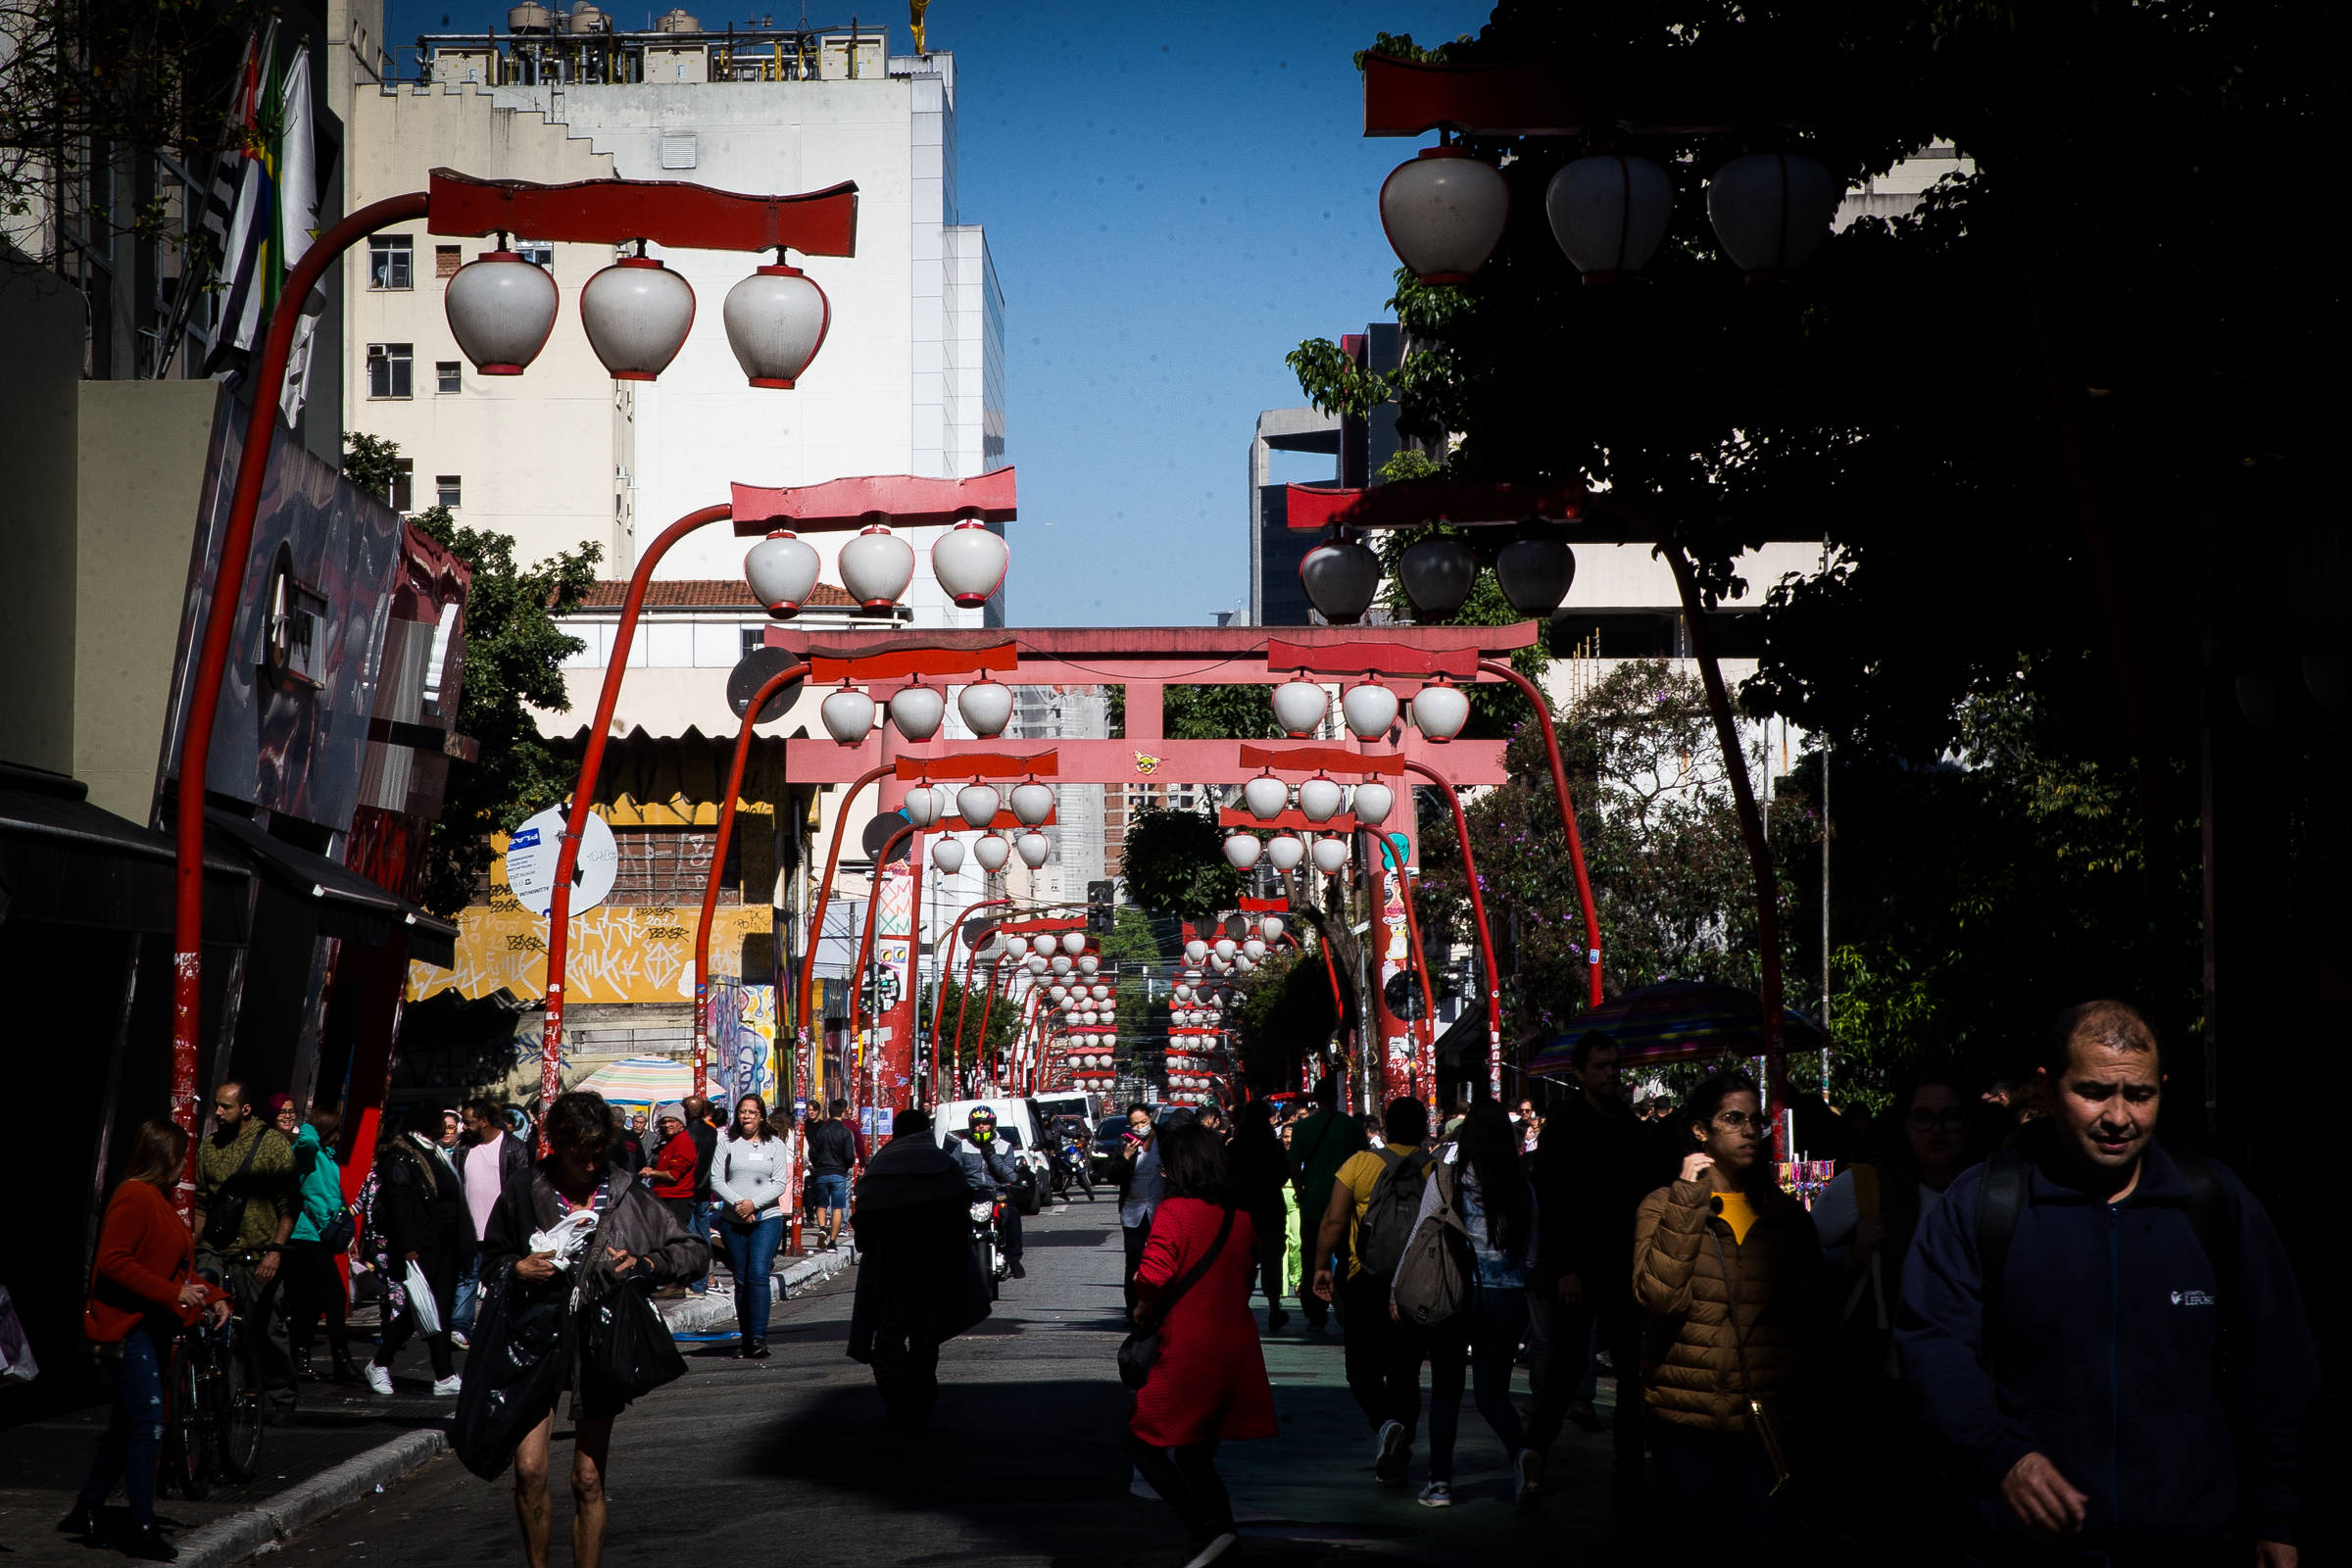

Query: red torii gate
[765,622,1540,1107]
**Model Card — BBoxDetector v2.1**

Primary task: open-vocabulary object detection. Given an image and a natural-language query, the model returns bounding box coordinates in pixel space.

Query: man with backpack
[1310,1097,1434,1487]
[1898,1001,2317,1565]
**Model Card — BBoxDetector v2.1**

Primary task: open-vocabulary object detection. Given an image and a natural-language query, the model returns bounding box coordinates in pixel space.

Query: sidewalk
[0,1246,850,1566]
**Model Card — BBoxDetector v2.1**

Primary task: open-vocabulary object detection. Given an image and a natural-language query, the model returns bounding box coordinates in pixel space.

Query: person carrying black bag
[459,1092,706,1568]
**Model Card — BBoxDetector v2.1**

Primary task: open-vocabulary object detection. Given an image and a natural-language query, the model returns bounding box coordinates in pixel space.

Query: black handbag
[453,1276,571,1481]
[579,1277,686,1417]
[1117,1206,1235,1391]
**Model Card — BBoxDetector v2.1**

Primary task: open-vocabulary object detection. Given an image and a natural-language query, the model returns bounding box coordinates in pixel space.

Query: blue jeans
[1654,1422,1779,1560]
[723,1214,784,1345]
[78,1327,165,1527]
[689,1201,721,1295]
[453,1248,481,1334]
[811,1172,850,1211]
[1427,1284,1528,1483]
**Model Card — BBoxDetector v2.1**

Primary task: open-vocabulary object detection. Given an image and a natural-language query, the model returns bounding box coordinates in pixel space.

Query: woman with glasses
[1632,1069,1823,1558]
[710,1093,791,1358]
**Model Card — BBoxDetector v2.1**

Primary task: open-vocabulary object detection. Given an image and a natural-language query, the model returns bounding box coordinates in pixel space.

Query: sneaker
[364,1363,393,1396]
[431,1374,463,1396]
[1374,1419,1409,1485]
[1180,1533,1238,1568]
[1417,1481,1453,1508]
[448,1332,469,1350]
[1514,1448,1544,1512]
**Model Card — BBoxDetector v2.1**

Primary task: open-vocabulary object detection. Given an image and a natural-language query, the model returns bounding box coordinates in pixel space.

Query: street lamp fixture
[1705,152,1841,278]
[744,529,820,617]
[1016,831,1052,868]
[1298,776,1346,823]
[956,782,1002,830]
[1545,154,1674,282]
[1397,533,1477,618]
[721,254,830,387]
[888,678,947,740]
[1060,932,1087,956]
[839,521,915,610]
[1077,954,1100,975]
[904,782,944,828]
[958,678,1013,737]
[579,251,696,380]
[1309,837,1351,875]
[1351,779,1396,826]
[1009,781,1054,825]
[1223,832,1263,868]
[933,517,1010,608]
[444,246,561,373]
[1243,774,1290,822]
[1298,531,1383,624]
[820,684,875,744]
[1341,677,1400,740]
[931,837,966,873]
[1411,678,1471,742]
[1378,145,1510,284]
[1271,678,1330,737]
[1494,524,1577,615]
[1184,939,1209,962]
[1266,833,1306,872]
[1259,916,1284,942]
[973,834,1011,873]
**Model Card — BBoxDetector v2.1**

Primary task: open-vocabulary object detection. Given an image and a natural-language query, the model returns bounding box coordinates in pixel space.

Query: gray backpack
[1355,1146,1435,1281]
[1390,1160,1469,1327]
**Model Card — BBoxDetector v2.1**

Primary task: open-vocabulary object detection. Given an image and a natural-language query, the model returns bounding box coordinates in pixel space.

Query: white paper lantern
[932,518,1009,608]
[1016,831,1052,868]
[1243,938,1266,960]
[1061,932,1086,956]
[973,834,1010,872]
[1495,532,1577,616]
[1266,834,1306,872]
[1351,781,1396,827]
[1545,154,1674,281]
[956,783,1001,830]
[744,530,820,618]
[1260,916,1285,943]
[1185,939,1208,962]
[839,524,915,610]
[1706,152,1841,277]
[1091,983,1111,1001]
[820,687,874,745]
[1077,956,1100,975]
[1009,782,1055,826]
[1049,985,1068,1002]
[1342,680,1400,741]
[444,249,561,375]
[722,261,830,386]
[1411,681,1471,742]
[1005,935,1031,958]
[1398,534,1478,619]
[1223,833,1263,869]
[1051,955,1073,974]
[958,679,1013,737]
[1310,837,1352,875]
[1298,777,1346,823]
[930,837,965,873]
[1298,535,1382,625]
[579,256,695,380]
[1272,679,1330,737]
[1378,146,1509,284]
[888,681,947,741]
[1235,955,1256,974]
[1243,775,1289,822]
[1213,938,1238,961]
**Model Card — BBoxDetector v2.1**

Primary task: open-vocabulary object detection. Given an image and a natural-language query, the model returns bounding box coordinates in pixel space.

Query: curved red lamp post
[845,821,915,1105]
[166,169,859,1212]
[692,660,812,1096]
[795,762,895,1099]
[1369,829,1442,1087]
[933,895,1015,1104]
[1478,658,1604,1010]
[1405,760,1505,1102]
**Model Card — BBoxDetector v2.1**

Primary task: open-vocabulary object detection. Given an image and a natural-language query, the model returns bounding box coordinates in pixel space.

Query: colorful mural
[407,888,772,1004]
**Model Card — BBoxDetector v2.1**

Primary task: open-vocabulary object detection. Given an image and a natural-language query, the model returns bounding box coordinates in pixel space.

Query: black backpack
[1354,1147,1434,1281]
[1975,1137,2238,1383]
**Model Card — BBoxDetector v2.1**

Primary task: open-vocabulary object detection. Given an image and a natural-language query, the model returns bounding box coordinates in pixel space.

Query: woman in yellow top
[1631,1069,1822,1559]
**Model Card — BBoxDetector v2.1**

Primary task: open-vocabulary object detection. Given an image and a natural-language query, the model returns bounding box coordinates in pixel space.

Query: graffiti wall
[407,892,772,1004]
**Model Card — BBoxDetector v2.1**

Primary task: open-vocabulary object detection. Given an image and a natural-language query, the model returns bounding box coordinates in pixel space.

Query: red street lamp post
[847,821,916,1107]
[692,660,811,1097]
[1477,659,1605,1010]
[166,171,858,1209]
[795,762,895,1100]
[1369,829,1443,1091]
[934,895,1015,1104]
[1404,760,1505,1102]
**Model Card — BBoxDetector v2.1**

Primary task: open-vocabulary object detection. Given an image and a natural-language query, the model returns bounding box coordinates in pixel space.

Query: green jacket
[1291,1105,1360,1214]
[195,1118,297,1251]
[288,1121,345,1244]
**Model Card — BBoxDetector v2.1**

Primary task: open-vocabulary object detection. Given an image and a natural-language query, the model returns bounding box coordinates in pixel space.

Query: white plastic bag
[0,1285,38,1384]
[404,1261,441,1336]
[526,1210,603,1271]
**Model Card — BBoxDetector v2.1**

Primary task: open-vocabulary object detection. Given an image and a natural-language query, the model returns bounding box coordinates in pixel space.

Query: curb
[655,1246,856,1334]
[173,1427,449,1567]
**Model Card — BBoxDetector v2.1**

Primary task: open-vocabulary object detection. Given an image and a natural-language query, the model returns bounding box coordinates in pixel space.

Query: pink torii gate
[764,623,1540,1104]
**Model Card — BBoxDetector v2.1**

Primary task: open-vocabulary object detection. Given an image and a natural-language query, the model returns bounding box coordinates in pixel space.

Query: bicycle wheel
[162,1342,209,1500]
[216,1325,265,1482]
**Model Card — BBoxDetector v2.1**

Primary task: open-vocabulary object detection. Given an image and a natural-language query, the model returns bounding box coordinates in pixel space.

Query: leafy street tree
[344,433,602,916]
[928,976,1015,1086]
[1119,804,1244,924]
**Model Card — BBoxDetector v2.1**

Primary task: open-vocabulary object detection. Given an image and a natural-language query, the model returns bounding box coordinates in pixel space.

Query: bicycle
[159,1305,264,1498]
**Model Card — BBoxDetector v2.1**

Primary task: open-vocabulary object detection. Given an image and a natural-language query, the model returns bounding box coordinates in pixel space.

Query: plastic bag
[453,1277,570,1481]
[0,1285,38,1384]
[405,1261,441,1336]
[578,1279,684,1419]
[526,1211,603,1270]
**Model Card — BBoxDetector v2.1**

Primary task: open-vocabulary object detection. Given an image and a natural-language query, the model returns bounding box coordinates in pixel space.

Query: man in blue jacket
[1897,1001,2316,1565]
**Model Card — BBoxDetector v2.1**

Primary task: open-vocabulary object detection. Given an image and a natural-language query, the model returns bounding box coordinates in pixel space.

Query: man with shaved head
[194,1081,301,1418]
[1898,1001,2317,1565]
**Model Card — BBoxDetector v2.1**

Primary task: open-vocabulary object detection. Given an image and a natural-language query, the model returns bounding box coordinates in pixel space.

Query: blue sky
[381,0,1492,625]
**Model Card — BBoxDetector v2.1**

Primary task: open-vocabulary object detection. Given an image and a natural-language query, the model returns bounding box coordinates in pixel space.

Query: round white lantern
[1266,834,1306,872]
[972,834,1010,872]
[1342,679,1400,741]
[820,687,874,744]
[1223,833,1263,869]
[1495,531,1577,616]
[1025,955,1050,975]
[1298,535,1382,625]
[1378,146,1509,284]
[956,783,1001,830]
[1310,837,1352,875]
[1706,152,1841,276]
[839,524,915,610]
[1411,681,1471,742]
[888,681,947,741]
[1351,781,1396,827]
[958,679,1013,737]
[904,785,943,829]
[1545,154,1674,281]
[745,530,821,618]
[1213,938,1238,961]
[722,261,830,387]
[1271,679,1330,737]
[1243,775,1289,822]
[931,518,1009,608]
[1243,938,1266,960]
[1049,985,1068,1002]
[1077,955,1100,975]
[1398,534,1478,619]
[1298,777,1346,823]
[580,256,695,380]
[1184,939,1208,962]
[930,837,965,873]
[1005,935,1031,958]
[1061,932,1086,956]
[1008,781,1054,826]
[444,249,561,375]
[1016,831,1051,868]
[1051,955,1073,974]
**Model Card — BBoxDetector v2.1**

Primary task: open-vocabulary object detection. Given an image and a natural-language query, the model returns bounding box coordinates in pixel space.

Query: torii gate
[763,622,1541,1109]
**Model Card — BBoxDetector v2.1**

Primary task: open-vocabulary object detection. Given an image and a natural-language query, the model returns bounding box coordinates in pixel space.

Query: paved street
[265,1199,1623,1566]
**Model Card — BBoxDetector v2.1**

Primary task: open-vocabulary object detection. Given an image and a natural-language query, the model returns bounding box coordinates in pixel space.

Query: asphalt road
[265,1199,1630,1567]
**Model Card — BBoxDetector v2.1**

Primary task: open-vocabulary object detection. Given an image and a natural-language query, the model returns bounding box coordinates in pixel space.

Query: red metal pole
[1479,658,1604,1010]
[1407,761,1504,1103]
[535,503,735,1146]
[973,955,1008,1087]
[848,822,915,1106]
[693,662,811,1096]
[169,190,431,1215]
[935,895,1015,1105]
[795,761,895,1081]
[1374,831,1442,1094]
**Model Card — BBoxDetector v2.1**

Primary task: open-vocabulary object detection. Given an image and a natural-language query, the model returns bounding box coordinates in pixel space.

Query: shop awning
[203,809,458,967]
[0,763,253,940]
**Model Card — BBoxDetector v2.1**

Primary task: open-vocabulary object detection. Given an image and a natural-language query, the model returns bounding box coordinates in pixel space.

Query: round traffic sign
[503,808,618,917]
[727,645,806,723]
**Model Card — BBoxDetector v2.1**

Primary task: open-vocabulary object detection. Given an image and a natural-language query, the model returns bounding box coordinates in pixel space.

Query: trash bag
[453,1275,571,1481]
[577,1278,684,1419]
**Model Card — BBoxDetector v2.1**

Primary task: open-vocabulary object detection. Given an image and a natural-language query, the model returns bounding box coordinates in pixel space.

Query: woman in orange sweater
[61,1119,226,1561]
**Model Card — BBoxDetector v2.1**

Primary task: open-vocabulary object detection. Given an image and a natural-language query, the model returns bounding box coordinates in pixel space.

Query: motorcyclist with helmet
[951,1107,1026,1280]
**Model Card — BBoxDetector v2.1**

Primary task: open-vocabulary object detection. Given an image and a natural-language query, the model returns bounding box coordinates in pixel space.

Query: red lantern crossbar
[1266,639,1487,680]
[1284,477,1586,533]
[810,641,1017,680]
[1218,808,1360,834]
[731,469,1015,534]
[425,168,858,254]
[893,752,1058,779]
[1238,745,1403,777]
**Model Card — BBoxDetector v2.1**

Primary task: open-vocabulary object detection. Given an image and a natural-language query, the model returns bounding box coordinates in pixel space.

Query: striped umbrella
[1527,982,1828,1077]
[572,1054,694,1108]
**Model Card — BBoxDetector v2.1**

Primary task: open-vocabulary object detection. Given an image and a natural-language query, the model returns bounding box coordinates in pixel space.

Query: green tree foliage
[1118,805,1243,922]
[345,433,602,915]
[929,977,1016,1081]
[1416,661,1811,1048]
[1106,682,1277,740]
[1232,946,1340,1097]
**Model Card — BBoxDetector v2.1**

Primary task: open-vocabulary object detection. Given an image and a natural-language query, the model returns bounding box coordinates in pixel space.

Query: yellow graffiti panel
[409,896,772,1004]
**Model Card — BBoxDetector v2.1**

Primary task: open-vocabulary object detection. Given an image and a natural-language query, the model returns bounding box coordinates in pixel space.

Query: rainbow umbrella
[1528,982,1828,1076]
[572,1054,693,1108]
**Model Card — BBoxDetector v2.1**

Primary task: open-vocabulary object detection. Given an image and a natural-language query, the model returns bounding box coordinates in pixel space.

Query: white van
[933,1097,1052,1213]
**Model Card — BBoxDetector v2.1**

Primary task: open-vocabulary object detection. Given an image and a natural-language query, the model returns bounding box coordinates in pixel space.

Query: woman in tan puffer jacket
[1631,1069,1822,1556]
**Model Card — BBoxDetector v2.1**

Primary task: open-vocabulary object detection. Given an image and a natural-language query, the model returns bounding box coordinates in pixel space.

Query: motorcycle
[969,1193,1010,1299]
[1054,1138,1095,1200]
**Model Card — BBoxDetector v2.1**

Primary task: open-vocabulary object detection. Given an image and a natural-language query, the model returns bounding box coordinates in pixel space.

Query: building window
[515,240,554,270]
[435,245,463,279]
[367,343,413,399]
[740,627,766,659]
[436,475,463,510]
[368,236,413,290]
[391,460,414,513]
[436,361,462,394]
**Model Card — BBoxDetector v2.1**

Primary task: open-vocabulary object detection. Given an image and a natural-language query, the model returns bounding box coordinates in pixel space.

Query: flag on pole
[202,22,278,377]
[274,47,320,425]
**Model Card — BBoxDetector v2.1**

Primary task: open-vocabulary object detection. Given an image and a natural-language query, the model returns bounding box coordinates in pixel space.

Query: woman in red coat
[62,1119,227,1560]
[1128,1119,1277,1568]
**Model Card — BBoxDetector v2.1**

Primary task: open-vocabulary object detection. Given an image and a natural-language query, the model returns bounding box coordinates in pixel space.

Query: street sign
[1383,968,1426,1020]
[504,808,618,917]
[727,645,806,722]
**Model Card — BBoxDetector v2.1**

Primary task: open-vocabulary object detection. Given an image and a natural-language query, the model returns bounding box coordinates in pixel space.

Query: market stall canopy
[204,808,457,967]
[1528,981,1827,1075]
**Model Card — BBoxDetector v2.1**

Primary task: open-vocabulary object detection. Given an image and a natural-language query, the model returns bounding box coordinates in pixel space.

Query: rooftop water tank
[655,8,702,31]
[507,2,553,30]
[562,2,608,32]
